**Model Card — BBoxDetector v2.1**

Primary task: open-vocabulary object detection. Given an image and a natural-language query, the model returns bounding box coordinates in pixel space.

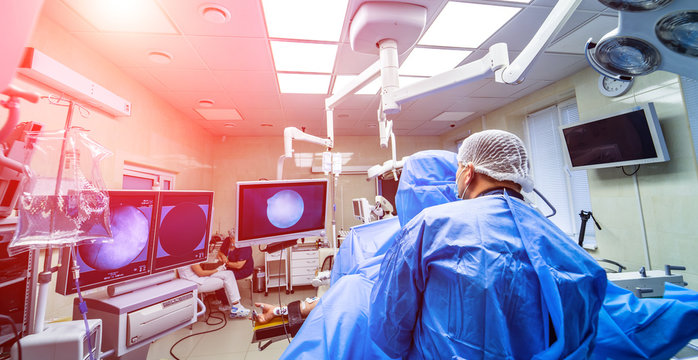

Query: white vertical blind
[527,105,573,234]
[526,101,595,247]
[559,101,596,246]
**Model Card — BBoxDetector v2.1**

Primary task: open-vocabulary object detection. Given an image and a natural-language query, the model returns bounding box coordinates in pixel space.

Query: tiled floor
[146,285,317,360]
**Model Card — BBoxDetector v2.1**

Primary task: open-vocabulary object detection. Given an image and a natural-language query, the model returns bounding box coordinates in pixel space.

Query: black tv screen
[236,179,328,247]
[559,102,669,170]
[152,191,213,273]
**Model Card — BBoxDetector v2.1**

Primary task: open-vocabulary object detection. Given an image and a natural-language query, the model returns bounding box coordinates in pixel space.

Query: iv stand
[33,99,77,334]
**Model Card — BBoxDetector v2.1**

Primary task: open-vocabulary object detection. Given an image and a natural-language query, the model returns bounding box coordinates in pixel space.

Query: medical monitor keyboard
[235,179,328,247]
[56,190,214,295]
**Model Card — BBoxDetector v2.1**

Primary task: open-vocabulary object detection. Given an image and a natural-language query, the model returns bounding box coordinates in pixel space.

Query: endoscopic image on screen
[152,192,212,273]
[63,191,157,294]
[237,181,326,242]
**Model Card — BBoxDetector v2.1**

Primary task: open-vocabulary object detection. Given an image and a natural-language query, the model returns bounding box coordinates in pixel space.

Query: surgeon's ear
[462,163,475,184]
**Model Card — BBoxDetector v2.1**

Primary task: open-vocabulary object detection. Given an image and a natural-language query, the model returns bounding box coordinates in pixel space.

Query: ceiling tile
[333,95,376,110]
[188,36,273,71]
[161,91,237,111]
[45,0,97,32]
[121,67,170,93]
[159,0,267,38]
[215,70,278,93]
[280,94,326,109]
[448,97,512,113]
[231,92,282,110]
[239,108,285,123]
[469,81,533,98]
[71,32,207,69]
[334,43,379,75]
[482,6,551,52]
[525,53,588,81]
[547,15,618,54]
[148,69,223,92]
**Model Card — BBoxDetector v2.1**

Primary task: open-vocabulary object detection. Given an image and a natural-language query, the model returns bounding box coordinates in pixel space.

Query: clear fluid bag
[8,127,113,255]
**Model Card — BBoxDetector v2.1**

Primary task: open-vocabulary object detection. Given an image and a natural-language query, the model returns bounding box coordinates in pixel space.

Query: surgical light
[655,11,698,57]
[586,0,698,80]
[599,0,673,12]
[588,36,661,77]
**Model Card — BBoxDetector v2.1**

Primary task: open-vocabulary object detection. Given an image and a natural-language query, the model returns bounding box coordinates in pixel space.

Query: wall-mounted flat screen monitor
[559,102,669,171]
[236,179,328,247]
[151,191,213,273]
[56,190,158,295]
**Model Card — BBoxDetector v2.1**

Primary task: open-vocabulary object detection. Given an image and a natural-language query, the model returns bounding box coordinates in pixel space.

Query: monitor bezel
[235,178,328,248]
[558,102,670,171]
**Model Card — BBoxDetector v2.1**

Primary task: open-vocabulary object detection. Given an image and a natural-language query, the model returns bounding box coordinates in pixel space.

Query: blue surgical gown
[369,192,608,359]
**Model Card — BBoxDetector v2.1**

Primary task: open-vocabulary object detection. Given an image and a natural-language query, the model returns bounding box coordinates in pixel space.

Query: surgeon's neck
[466,174,521,199]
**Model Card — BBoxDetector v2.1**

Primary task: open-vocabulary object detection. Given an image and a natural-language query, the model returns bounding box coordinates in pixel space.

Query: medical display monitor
[55,190,158,295]
[151,191,213,273]
[236,179,328,247]
[559,102,669,171]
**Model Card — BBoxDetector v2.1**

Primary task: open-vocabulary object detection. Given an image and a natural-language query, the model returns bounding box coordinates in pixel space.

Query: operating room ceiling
[41,0,618,137]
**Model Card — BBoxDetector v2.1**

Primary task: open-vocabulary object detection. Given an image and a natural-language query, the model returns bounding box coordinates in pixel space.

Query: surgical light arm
[277,127,333,180]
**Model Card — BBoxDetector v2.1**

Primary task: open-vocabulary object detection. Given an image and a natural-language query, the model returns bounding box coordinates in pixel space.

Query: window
[123,164,175,190]
[681,76,698,162]
[526,100,596,248]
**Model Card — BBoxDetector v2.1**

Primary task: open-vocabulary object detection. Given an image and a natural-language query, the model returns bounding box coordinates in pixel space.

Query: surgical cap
[456,129,534,192]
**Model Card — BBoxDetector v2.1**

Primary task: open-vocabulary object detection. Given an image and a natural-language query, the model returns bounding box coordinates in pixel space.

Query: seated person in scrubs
[177,248,251,319]
[220,235,253,279]
[369,130,607,359]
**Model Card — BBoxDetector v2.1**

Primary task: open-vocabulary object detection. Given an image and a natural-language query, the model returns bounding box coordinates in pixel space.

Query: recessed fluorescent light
[401,48,471,76]
[194,108,243,120]
[432,111,474,122]
[270,41,337,73]
[332,75,427,95]
[262,0,349,41]
[332,75,380,95]
[418,2,521,48]
[66,0,178,33]
[277,73,330,94]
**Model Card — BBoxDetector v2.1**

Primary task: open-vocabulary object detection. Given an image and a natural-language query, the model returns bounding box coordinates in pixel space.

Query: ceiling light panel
[277,73,331,94]
[332,75,381,95]
[271,41,338,73]
[400,48,471,76]
[262,0,349,41]
[65,0,178,34]
[418,2,521,48]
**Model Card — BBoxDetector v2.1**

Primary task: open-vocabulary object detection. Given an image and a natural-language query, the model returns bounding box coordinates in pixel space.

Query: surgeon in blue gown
[275,131,698,359]
[278,149,460,359]
[369,130,607,359]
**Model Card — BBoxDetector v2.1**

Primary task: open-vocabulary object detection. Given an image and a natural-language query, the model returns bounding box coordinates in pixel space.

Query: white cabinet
[264,250,289,296]
[289,246,319,293]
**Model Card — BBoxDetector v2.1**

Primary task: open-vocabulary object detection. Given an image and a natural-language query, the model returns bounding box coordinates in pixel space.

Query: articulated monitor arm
[277,127,333,180]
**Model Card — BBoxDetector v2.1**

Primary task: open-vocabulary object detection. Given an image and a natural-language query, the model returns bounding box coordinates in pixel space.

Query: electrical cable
[277,248,291,343]
[71,246,95,360]
[622,165,641,176]
[0,314,20,360]
[168,295,228,360]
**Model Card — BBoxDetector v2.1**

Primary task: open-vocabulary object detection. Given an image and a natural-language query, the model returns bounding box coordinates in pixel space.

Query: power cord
[71,246,95,360]
[0,315,20,360]
[169,295,228,360]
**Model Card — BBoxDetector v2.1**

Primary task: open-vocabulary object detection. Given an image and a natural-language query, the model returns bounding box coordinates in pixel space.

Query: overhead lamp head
[585,35,661,78]
[655,10,698,57]
[598,0,673,12]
